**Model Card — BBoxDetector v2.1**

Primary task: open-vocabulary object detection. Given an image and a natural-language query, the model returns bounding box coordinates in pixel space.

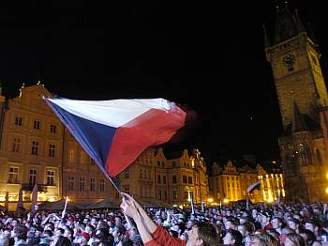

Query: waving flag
[247,181,261,193]
[44,97,186,177]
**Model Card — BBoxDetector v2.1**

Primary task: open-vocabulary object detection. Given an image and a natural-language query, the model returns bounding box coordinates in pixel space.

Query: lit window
[49,144,55,158]
[15,117,23,126]
[33,120,40,129]
[68,177,74,191]
[29,169,37,185]
[90,178,96,192]
[79,177,85,192]
[12,138,21,152]
[50,124,57,133]
[31,141,39,155]
[47,170,55,186]
[8,167,19,183]
[99,179,105,192]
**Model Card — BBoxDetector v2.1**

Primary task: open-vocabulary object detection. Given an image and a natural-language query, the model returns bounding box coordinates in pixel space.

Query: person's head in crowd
[223,229,243,246]
[186,221,218,246]
[244,234,255,246]
[237,224,247,237]
[11,224,27,242]
[271,217,283,230]
[285,233,306,246]
[243,221,255,235]
[299,228,317,245]
[115,217,122,227]
[252,232,279,246]
[169,224,180,238]
[155,216,163,225]
[186,219,196,230]
[259,212,271,226]
[63,227,73,241]
[224,217,238,230]
[287,218,300,231]
[239,216,248,225]
[54,235,72,246]
[304,219,319,235]
[252,209,258,219]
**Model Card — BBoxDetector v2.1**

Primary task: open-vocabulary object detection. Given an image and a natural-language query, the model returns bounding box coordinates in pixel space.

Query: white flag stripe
[47,98,173,128]
[247,181,260,193]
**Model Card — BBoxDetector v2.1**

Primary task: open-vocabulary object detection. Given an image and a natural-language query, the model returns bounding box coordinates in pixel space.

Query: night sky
[1,1,328,165]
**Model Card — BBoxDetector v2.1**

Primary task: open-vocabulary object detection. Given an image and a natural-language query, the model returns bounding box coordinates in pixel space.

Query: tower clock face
[282,53,296,71]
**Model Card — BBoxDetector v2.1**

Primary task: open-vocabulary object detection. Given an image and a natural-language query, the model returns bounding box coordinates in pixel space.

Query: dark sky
[1,0,328,164]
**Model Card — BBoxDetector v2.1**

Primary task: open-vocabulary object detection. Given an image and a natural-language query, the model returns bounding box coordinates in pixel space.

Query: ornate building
[264,2,328,201]
[0,83,209,210]
[209,161,284,203]
[118,148,209,206]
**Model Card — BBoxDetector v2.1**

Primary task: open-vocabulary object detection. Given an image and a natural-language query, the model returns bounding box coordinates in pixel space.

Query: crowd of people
[1,193,328,245]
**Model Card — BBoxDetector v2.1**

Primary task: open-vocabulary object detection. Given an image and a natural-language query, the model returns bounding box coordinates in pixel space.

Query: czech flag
[44,97,186,177]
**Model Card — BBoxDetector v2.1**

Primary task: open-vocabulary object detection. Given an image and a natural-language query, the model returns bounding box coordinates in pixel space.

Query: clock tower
[265,2,328,129]
[265,2,328,201]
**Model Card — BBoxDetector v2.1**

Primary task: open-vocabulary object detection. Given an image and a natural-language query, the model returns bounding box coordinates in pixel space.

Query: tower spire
[294,9,306,33]
[263,25,271,48]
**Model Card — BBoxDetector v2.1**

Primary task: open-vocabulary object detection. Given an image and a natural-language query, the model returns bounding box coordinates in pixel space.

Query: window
[183,175,187,184]
[164,191,167,200]
[163,176,167,184]
[15,117,23,126]
[49,144,55,158]
[139,169,143,179]
[79,177,85,192]
[172,175,177,184]
[90,178,96,192]
[157,161,161,167]
[99,179,105,192]
[47,170,55,186]
[157,175,161,184]
[159,190,162,200]
[8,167,19,183]
[172,161,177,167]
[50,124,57,133]
[33,120,40,129]
[188,176,193,184]
[69,149,75,162]
[173,191,178,200]
[12,138,21,152]
[184,192,188,200]
[29,169,37,185]
[124,170,129,178]
[31,141,39,155]
[68,177,74,191]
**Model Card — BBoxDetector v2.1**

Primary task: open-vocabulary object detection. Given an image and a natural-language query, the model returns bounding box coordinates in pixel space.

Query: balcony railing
[21,184,48,193]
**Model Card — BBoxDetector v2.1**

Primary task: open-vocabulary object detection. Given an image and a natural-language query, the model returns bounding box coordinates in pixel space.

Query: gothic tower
[265,2,328,201]
[265,2,328,129]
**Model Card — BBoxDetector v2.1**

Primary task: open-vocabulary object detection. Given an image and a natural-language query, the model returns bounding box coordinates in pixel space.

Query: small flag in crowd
[247,181,261,193]
[44,97,186,177]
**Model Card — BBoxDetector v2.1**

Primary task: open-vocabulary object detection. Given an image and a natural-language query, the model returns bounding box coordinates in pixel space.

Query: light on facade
[325,187,328,194]
[207,197,213,203]
[223,198,229,204]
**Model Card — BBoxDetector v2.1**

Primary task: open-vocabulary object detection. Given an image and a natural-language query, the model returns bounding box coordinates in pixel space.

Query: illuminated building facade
[209,161,285,203]
[118,148,209,206]
[0,84,116,210]
[265,3,328,201]
[0,83,209,210]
